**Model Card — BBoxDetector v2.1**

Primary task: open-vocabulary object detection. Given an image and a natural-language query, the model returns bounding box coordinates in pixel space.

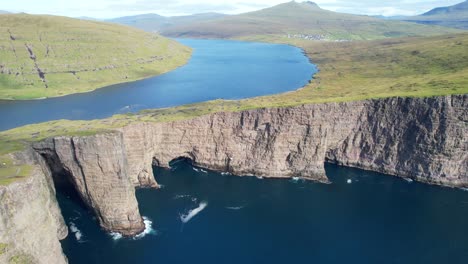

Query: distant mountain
[76,16,101,21]
[403,0,468,29]
[108,12,226,33]
[422,0,468,16]
[161,1,461,40]
[0,10,11,14]
[371,15,407,20]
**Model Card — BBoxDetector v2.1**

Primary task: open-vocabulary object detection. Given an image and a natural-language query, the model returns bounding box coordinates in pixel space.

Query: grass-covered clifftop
[0,14,192,100]
[0,32,467,185]
[1,32,467,153]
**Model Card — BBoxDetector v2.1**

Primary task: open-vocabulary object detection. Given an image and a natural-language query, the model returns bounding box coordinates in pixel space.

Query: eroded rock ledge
[29,95,467,238]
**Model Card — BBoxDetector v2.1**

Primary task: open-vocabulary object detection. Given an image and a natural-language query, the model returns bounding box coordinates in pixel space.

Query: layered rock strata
[29,94,467,237]
[0,152,68,264]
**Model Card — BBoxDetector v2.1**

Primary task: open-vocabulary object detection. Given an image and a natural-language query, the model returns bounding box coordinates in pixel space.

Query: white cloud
[1,0,465,18]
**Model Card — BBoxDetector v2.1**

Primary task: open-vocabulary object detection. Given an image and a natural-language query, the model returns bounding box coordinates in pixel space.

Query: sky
[0,0,464,18]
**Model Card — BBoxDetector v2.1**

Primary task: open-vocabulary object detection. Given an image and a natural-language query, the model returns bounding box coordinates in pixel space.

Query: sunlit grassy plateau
[0,15,467,185]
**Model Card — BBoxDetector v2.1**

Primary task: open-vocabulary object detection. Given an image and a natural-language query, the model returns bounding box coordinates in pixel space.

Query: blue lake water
[58,161,468,264]
[0,39,316,131]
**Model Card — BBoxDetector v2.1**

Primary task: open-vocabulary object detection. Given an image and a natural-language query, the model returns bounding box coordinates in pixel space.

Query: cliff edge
[0,95,464,263]
[0,152,68,263]
[28,94,467,238]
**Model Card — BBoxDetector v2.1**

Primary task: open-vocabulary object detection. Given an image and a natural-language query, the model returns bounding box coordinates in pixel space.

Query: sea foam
[110,232,123,240]
[69,222,83,242]
[135,216,156,239]
[110,216,155,241]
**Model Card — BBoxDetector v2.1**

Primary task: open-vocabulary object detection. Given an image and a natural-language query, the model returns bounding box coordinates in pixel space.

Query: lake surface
[0,39,316,131]
[58,162,468,264]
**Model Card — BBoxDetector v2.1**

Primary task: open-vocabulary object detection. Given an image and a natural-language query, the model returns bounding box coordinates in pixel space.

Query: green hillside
[108,13,226,33]
[403,0,468,30]
[162,1,461,40]
[1,32,467,156]
[0,14,192,100]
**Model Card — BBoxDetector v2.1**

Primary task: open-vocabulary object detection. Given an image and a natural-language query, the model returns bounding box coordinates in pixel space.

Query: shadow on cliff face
[52,172,89,213]
[168,157,194,168]
[39,153,90,216]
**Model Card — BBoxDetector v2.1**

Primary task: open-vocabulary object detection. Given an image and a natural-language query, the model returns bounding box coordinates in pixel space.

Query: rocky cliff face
[118,95,467,187]
[33,133,153,237]
[0,152,68,264]
[30,95,467,238]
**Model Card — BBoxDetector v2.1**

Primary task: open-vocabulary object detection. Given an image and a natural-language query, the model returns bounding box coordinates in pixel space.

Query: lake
[58,161,468,264]
[0,39,316,131]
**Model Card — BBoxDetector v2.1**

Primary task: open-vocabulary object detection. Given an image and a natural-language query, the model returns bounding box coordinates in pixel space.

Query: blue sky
[1,0,464,18]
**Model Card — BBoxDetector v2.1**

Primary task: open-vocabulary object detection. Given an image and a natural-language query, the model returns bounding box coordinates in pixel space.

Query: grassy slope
[403,1,468,30]
[1,32,466,162]
[0,14,192,100]
[162,2,461,40]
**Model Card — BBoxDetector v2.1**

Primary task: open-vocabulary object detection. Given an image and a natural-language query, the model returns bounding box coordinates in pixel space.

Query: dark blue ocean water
[0,39,316,131]
[58,161,468,264]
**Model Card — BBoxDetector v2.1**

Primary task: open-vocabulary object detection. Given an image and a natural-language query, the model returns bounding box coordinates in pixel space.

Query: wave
[192,167,200,172]
[135,216,156,239]
[69,222,84,242]
[256,176,264,179]
[110,232,123,240]
[404,178,414,183]
[200,169,208,173]
[180,202,208,223]
[110,216,156,241]
[291,177,301,182]
[221,172,231,175]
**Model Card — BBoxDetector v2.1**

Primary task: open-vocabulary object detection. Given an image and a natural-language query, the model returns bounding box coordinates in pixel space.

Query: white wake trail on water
[180,202,208,223]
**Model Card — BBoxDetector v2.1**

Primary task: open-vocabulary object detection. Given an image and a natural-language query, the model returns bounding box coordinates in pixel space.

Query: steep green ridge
[108,13,227,32]
[1,32,467,166]
[0,14,192,100]
[162,1,461,40]
[402,0,468,30]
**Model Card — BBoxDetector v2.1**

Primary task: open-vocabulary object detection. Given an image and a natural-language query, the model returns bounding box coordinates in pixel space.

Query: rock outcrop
[29,94,467,238]
[0,152,68,264]
[33,133,152,237]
